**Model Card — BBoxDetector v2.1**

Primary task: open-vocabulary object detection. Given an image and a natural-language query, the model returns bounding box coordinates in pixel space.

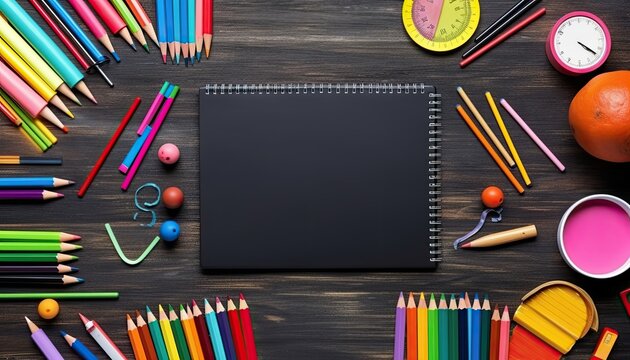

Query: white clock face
[553,16,607,69]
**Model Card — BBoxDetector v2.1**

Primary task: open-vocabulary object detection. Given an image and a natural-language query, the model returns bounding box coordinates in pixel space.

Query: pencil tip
[162,55,167,64]
[62,127,69,134]
[60,330,67,337]
[239,293,245,300]
[131,44,138,51]
[70,266,79,272]
[24,316,30,322]
[76,277,84,283]
[112,52,121,63]
[145,305,151,312]
[143,44,150,53]
[191,299,198,307]
[460,242,471,248]
[78,313,88,324]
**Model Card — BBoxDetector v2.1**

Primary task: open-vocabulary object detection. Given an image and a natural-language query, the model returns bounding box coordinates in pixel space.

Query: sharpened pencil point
[112,52,121,63]
[131,43,137,51]
[143,44,150,53]
[196,52,201,62]
[78,313,88,324]
[70,266,79,272]
[60,331,67,336]
[460,242,471,248]
[162,55,167,64]
[76,277,84,283]
[62,127,68,134]
[146,305,152,313]
[239,293,244,300]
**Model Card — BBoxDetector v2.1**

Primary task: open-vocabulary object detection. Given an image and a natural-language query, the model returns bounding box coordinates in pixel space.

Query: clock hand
[577,41,597,55]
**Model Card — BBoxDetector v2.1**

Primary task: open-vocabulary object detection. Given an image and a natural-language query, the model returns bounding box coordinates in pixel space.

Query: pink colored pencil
[500,98,565,172]
[67,0,120,62]
[195,0,203,59]
[137,81,170,135]
[88,0,136,49]
[122,86,180,191]
[498,306,510,360]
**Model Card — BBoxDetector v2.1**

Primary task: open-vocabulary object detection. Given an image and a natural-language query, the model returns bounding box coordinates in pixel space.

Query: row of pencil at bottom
[394,292,511,360]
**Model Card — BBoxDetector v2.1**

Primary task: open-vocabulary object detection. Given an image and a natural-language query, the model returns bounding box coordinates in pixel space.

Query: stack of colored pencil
[0,177,73,202]
[128,294,258,360]
[394,292,511,360]
[0,230,83,286]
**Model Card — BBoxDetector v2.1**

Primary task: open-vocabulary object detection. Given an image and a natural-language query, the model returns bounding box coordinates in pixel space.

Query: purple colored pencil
[0,190,63,201]
[137,81,170,135]
[394,292,406,360]
[26,317,64,360]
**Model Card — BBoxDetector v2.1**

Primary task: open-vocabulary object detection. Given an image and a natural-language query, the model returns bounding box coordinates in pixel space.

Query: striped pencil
[79,313,127,360]
[26,317,63,360]
[127,314,147,360]
[238,294,257,360]
[192,299,216,360]
[136,310,159,360]
[158,305,181,360]
[489,306,500,360]
[480,295,492,360]
[394,292,405,360]
[61,331,98,360]
[216,298,237,360]
[437,294,448,360]
[0,156,62,165]
[458,295,468,360]
[447,295,458,360]
[204,298,227,360]
[0,230,80,242]
[0,253,77,263]
[0,190,63,201]
[406,292,417,360]
[168,304,191,360]
[0,265,77,274]
[417,292,428,360]
[227,297,247,360]
[146,307,170,360]
[0,275,83,285]
[498,306,510,360]
[471,294,481,360]
[0,242,81,252]
[428,293,438,360]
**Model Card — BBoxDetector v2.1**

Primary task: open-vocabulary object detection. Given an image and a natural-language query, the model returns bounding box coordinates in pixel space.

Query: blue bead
[160,220,180,242]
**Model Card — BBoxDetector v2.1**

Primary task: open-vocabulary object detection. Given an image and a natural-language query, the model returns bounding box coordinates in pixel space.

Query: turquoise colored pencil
[204,298,227,360]
[146,306,169,360]
[448,294,459,360]
[438,294,449,360]
[480,295,492,360]
[471,294,481,360]
[187,0,195,64]
[172,0,181,64]
[428,293,439,360]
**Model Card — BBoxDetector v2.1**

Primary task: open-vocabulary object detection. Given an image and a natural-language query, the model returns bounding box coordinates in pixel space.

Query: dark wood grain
[0,0,628,358]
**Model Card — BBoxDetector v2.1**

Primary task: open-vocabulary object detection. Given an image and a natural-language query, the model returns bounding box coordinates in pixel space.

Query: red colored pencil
[78,98,140,198]
[135,310,158,360]
[203,0,212,58]
[192,299,216,360]
[239,294,258,360]
[460,7,546,68]
[227,297,247,360]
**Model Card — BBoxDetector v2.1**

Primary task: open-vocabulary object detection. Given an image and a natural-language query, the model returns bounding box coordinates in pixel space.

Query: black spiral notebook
[199,83,442,269]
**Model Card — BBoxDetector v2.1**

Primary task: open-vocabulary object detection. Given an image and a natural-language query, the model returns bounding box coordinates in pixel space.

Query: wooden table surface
[1,0,629,358]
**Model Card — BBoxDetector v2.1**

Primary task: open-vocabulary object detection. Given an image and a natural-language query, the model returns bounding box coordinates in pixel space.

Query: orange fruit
[569,70,630,162]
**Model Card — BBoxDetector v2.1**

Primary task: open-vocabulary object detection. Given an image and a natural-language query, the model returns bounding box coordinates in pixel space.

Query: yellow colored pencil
[457,86,515,167]
[485,92,531,186]
[33,119,58,145]
[158,304,180,360]
[417,292,429,360]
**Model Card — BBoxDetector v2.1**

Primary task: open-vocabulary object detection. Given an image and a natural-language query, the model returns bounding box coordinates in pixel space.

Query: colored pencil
[156,0,168,62]
[68,0,120,62]
[179,306,200,360]
[158,305,181,360]
[120,126,151,173]
[474,0,531,42]
[480,296,492,360]
[486,92,531,186]
[0,60,66,131]
[79,313,127,360]
[0,177,73,189]
[204,298,227,360]
[125,0,159,47]
[138,81,170,134]
[0,231,80,242]
[406,292,418,360]
[0,0,93,101]
[447,295,458,360]
[165,0,175,62]
[394,292,405,360]
[427,293,439,360]
[0,92,52,150]
[180,0,189,65]
[0,292,118,300]
[456,105,525,194]
[169,304,191,360]
[0,275,83,285]
[500,98,565,172]
[0,253,76,263]
[227,297,247,360]
[458,295,468,360]
[0,37,72,117]
[33,118,58,145]
[62,331,98,360]
[0,242,80,252]
[147,307,170,360]
[498,306,510,360]
[0,264,77,274]
[187,0,195,64]
[136,310,159,360]
[0,190,63,201]
[173,0,182,64]
[464,0,540,58]
[192,299,216,360]
[195,0,203,60]
[466,292,471,358]
[183,305,205,360]
[460,8,546,68]
[111,0,149,51]
[457,87,514,167]
[26,317,63,360]
[203,0,212,58]
[238,294,257,360]
[18,127,44,153]
[121,86,180,191]
[0,95,21,126]
[417,292,428,360]
[471,294,481,360]
[128,314,148,360]
[79,97,141,197]
[216,298,237,360]
[489,306,500,360]
[437,294,448,360]
[0,156,62,165]
[88,0,136,49]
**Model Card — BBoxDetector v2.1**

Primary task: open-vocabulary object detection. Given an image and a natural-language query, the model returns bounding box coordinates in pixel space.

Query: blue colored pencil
[466,292,472,358]
[179,0,188,65]
[215,297,237,360]
[438,294,449,360]
[471,293,481,360]
[119,126,151,174]
[204,298,227,360]
[187,0,195,64]
[458,294,468,360]
[165,0,175,62]
[0,177,73,188]
[156,0,168,63]
[172,0,181,64]
[61,331,98,360]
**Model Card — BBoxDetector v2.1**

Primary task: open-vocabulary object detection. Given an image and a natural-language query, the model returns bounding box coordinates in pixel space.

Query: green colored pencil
[0,242,81,252]
[0,253,76,263]
[146,306,169,360]
[448,294,459,360]
[0,231,80,242]
[0,292,118,300]
[480,295,492,360]
[0,90,51,148]
[438,294,449,360]
[169,304,192,360]
[428,293,439,360]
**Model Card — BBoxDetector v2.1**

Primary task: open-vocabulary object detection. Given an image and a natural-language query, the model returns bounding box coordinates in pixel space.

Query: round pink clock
[546,11,611,76]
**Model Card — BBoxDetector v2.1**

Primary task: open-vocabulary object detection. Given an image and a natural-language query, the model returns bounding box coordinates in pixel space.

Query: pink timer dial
[545,11,611,76]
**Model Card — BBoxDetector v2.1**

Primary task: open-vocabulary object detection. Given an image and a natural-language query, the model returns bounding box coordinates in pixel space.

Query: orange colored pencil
[239,294,258,360]
[456,105,524,194]
[127,314,147,360]
[180,305,203,360]
[489,305,500,360]
[406,292,417,360]
[227,297,247,360]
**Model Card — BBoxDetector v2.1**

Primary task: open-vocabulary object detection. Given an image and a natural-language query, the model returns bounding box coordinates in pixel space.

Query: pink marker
[137,81,170,135]
[68,0,120,62]
[79,313,127,360]
[122,85,180,191]
[87,0,135,49]
[0,60,66,132]
[500,98,566,172]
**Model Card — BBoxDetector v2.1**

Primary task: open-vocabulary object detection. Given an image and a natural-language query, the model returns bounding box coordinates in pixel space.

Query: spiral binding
[204,83,442,262]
